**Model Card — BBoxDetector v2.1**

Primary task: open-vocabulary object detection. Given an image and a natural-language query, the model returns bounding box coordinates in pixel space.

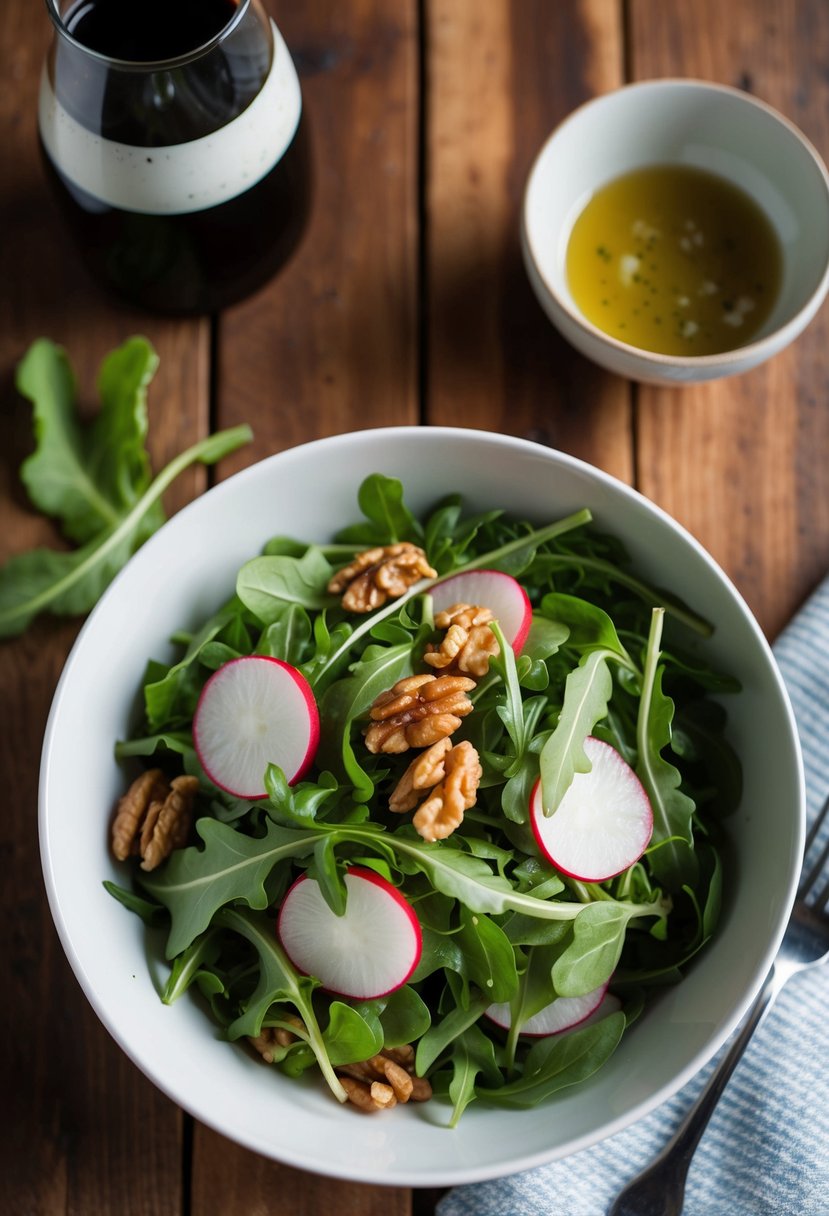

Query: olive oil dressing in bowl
[566,164,783,357]
[522,80,829,384]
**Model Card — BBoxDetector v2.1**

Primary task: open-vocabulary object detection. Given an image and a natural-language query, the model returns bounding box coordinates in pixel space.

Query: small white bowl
[39,428,803,1185]
[522,79,829,385]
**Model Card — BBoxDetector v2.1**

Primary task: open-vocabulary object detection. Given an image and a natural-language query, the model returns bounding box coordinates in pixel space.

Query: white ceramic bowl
[522,79,829,385]
[40,427,804,1186]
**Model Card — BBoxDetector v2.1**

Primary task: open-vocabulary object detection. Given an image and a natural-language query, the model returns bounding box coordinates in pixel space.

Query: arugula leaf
[323,1001,384,1066]
[551,902,632,996]
[538,649,614,814]
[1,337,252,638]
[139,818,318,957]
[161,928,222,1004]
[143,598,245,730]
[237,547,337,621]
[416,992,491,1075]
[102,879,165,926]
[114,731,194,761]
[446,1024,503,1126]
[215,906,348,1103]
[256,603,313,666]
[387,833,667,925]
[367,985,432,1047]
[540,592,632,662]
[636,610,698,891]
[17,336,159,543]
[454,907,519,1005]
[335,473,423,545]
[477,1012,625,1107]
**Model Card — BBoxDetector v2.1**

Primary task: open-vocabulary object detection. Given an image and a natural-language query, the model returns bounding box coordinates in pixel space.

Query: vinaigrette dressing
[565,165,782,356]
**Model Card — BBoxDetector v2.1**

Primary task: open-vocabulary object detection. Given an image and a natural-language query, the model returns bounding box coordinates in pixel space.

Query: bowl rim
[522,76,829,369]
[37,426,806,1185]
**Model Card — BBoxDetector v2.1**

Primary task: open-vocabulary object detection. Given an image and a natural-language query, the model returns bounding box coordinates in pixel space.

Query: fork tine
[798,789,829,900]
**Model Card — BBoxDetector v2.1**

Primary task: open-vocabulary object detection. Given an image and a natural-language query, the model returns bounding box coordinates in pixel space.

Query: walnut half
[389,739,482,842]
[111,769,198,871]
[336,1047,433,1112]
[363,673,475,754]
[424,602,500,678]
[328,543,437,613]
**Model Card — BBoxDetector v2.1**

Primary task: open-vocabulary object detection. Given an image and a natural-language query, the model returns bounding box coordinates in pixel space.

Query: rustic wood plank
[191,1141,412,1216]
[215,0,420,476]
[424,0,632,480]
[629,0,829,637]
[193,2,419,1213]
[0,2,209,1213]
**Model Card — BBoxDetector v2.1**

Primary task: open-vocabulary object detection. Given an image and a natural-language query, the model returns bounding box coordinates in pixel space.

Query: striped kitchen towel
[438,576,829,1216]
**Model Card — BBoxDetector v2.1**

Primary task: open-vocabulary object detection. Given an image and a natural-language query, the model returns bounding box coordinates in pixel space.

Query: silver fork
[607,790,829,1216]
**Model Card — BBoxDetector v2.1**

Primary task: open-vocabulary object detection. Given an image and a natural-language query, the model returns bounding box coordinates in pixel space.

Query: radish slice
[579,992,622,1028]
[277,868,422,999]
[486,981,608,1037]
[193,655,319,798]
[430,569,532,653]
[530,736,653,881]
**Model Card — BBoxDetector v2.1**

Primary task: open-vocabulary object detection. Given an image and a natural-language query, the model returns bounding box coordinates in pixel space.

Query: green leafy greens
[107,473,741,1124]
[0,338,252,637]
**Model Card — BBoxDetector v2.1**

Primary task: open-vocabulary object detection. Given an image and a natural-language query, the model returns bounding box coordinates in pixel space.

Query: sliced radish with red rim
[277,867,422,999]
[193,655,319,799]
[530,736,653,882]
[430,569,532,652]
[486,980,608,1037]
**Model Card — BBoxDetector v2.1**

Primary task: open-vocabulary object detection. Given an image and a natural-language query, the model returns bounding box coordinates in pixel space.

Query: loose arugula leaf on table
[17,336,159,543]
[0,337,252,638]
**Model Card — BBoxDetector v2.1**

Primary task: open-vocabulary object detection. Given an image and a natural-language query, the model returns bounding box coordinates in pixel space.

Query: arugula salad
[108,474,740,1124]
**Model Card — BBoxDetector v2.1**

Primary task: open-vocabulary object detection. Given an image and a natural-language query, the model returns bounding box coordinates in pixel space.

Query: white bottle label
[39,22,302,216]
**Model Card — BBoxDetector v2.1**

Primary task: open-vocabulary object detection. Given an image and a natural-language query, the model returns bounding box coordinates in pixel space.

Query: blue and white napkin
[438,578,829,1216]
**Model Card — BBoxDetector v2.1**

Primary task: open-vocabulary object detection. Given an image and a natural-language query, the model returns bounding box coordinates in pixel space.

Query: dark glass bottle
[40,0,311,313]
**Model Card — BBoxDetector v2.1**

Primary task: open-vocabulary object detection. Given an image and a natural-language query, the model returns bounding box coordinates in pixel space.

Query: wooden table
[2,2,828,1212]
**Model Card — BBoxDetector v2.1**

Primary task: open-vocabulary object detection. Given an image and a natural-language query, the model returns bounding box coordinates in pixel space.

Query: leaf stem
[540,554,712,636]
[0,425,252,634]
[308,510,593,692]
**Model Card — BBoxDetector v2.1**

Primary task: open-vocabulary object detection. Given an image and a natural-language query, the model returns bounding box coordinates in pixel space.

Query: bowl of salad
[39,426,803,1186]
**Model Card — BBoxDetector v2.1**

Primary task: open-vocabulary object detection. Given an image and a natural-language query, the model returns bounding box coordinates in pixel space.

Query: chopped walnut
[248,1016,305,1063]
[336,1047,433,1112]
[111,769,198,871]
[339,1075,395,1111]
[412,740,482,842]
[328,543,437,613]
[424,602,500,678]
[363,673,475,754]
[389,737,452,813]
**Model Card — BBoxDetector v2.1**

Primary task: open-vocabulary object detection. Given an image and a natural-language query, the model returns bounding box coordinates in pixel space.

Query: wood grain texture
[192,3,420,1213]
[0,2,207,1213]
[425,0,633,480]
[214,0,420,478]
[629,0,829,637]
[191,1138,412,1216]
